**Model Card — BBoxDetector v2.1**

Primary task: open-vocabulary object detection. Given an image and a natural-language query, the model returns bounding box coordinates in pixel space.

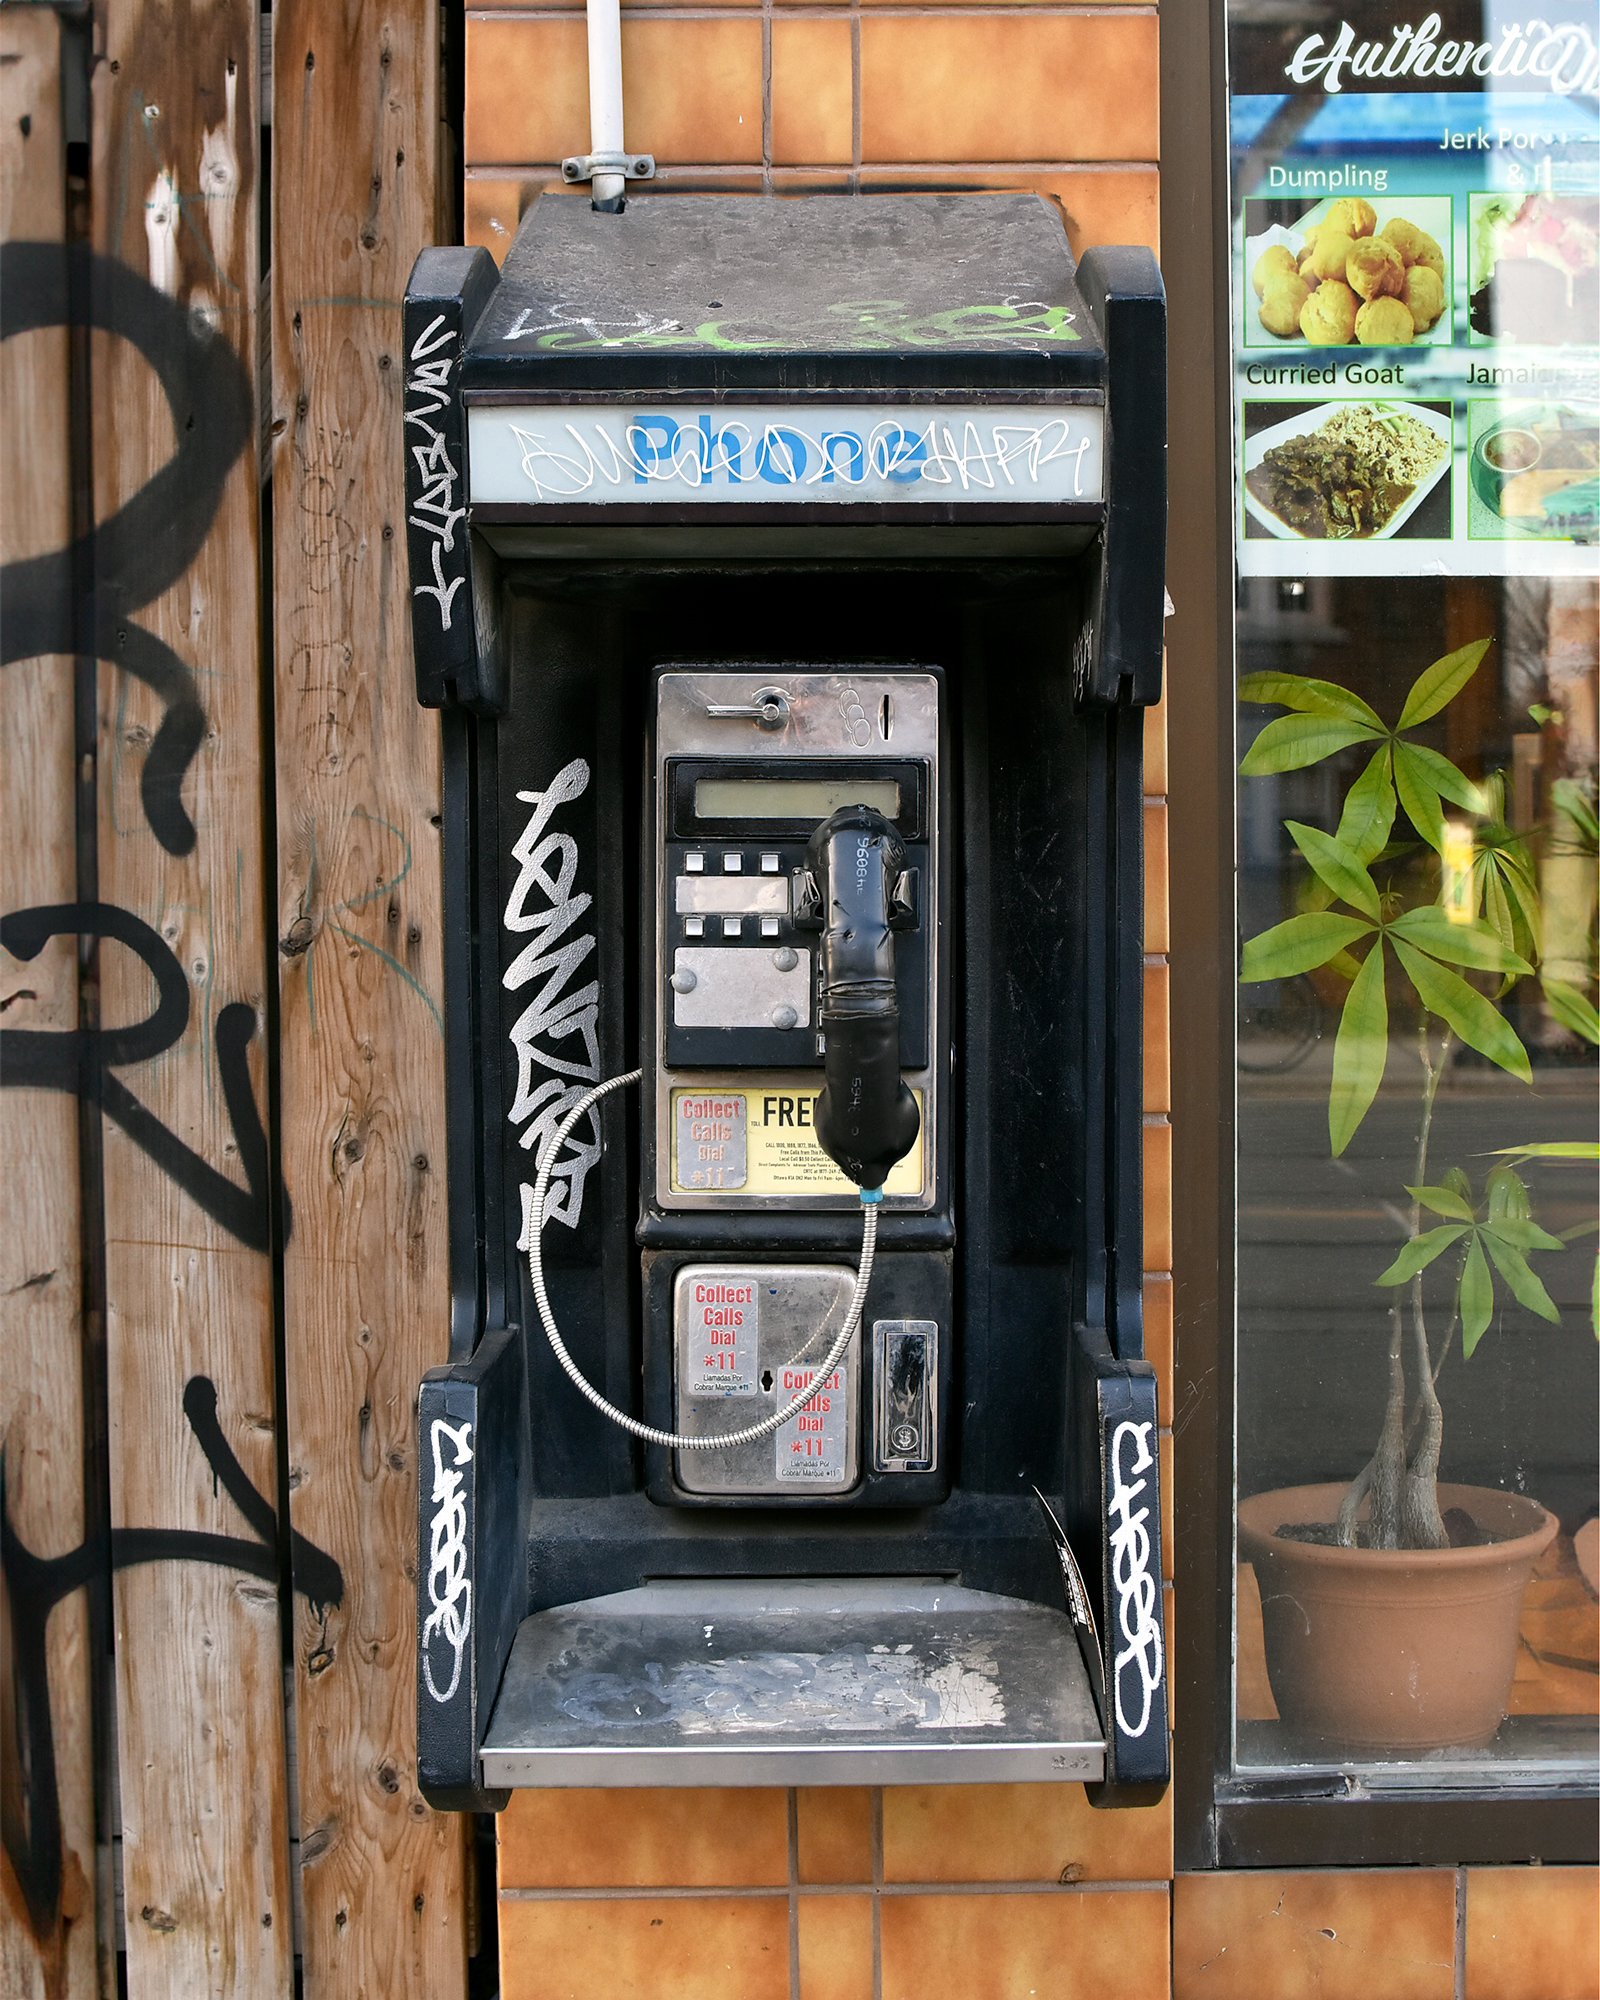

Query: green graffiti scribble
[527,297,1079,352]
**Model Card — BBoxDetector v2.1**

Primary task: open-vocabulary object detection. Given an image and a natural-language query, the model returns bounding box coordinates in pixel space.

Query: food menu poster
[1227,0,1598,576]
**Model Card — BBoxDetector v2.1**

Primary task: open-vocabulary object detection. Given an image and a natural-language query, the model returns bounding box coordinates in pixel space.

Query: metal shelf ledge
[480,1576,1104,1787]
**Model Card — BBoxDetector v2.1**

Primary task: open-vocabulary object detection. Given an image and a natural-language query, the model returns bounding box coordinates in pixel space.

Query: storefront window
[1225,0,1598,1783]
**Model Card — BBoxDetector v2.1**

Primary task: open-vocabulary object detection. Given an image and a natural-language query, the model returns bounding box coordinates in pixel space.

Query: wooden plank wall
[6,0,466,1995]
[269,0,467,1988]
[87,0,292,1990]
[1,13,96,1998]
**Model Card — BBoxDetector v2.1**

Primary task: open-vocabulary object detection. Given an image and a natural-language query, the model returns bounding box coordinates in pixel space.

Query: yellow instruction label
[671,1085,924,1198]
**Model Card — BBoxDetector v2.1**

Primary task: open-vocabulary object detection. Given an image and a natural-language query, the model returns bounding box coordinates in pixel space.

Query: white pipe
[585,0,626,209]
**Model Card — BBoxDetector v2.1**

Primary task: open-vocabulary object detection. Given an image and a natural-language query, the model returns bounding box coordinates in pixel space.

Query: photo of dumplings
[1259,274,1312,337]
[1324,198,1377,241]
[1301,282,1359,345]
[1402,265,1445,332]
[1382,217,1445,276]
[1354,297,1415,346]
[1310,229,1357,283]
[1253,245,1298,297]
[1347,237,1405,302]
[1245,197,1453,347]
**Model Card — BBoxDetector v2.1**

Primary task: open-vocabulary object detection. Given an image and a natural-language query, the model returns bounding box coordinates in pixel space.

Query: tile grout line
[462,4,1158,18]
[498,1877,1179,1900]
[787,1789,801,2000]
[464,157,1162,176]
[761,0,774,193]
[1454,1865,1467,2000]
[850,0,862,193]
[871,1788,885,2000]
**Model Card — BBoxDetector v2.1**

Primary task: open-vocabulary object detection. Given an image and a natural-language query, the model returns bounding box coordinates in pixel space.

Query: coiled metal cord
[526,1069,879,1450]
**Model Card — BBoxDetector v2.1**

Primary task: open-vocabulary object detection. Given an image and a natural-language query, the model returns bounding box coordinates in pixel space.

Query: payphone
[407,191,1168,1807]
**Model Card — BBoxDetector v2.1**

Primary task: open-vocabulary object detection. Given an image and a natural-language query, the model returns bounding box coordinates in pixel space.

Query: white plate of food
[1243,400,1453,542]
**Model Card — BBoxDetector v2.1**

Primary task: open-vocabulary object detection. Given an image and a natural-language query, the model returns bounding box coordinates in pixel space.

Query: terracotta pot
[1237,1482,1558,1753]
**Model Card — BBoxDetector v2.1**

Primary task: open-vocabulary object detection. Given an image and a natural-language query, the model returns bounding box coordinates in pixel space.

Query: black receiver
[797,805,921,1190]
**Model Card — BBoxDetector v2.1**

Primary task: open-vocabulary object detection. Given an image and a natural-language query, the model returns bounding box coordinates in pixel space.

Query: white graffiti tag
[503,759,602,1241]
[1107,1419,1165,1740]
[406,313,468,631]
[501,411,1096,502]
[422,1417,474,1704]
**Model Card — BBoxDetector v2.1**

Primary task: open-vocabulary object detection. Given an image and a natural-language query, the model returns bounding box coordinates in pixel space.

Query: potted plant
[1234,638,1599,1754]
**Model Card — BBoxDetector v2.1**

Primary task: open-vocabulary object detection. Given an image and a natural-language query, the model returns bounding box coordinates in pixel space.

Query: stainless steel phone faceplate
[673,1263,861,1494]
[654,669,940,1212]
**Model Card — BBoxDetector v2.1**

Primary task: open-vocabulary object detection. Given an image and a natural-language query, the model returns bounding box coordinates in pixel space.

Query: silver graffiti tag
[1107,1419,1164,1740]
[503,758,602,1241]
[422,1416,474,1704]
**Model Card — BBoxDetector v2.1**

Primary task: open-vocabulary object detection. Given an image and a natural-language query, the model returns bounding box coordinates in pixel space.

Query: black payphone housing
[407,193,1168,1810]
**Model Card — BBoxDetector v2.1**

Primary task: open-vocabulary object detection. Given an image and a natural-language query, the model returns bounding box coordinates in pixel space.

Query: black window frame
[1160,0,1600,1873]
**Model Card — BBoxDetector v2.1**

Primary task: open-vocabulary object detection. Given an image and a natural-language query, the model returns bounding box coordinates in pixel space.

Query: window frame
[1160,0,1600,1873]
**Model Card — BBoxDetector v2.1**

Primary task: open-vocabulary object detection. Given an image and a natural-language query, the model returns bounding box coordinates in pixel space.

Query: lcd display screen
[694,777,901,820]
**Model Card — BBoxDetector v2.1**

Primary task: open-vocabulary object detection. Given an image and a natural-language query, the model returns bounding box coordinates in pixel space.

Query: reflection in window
[1234,576,1598,1778]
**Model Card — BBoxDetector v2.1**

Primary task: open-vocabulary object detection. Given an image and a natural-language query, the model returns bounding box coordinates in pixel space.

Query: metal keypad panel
[673,1264,861,1495]
[654,669,940,1212]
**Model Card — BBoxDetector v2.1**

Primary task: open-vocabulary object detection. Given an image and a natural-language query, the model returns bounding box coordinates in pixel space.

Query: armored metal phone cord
[527,1069,879,1450]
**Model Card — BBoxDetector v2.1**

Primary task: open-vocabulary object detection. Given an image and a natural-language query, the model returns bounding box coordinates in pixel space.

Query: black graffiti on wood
[1,1375,343,1945]
[0,242,252,856]
[1,902,286,1250]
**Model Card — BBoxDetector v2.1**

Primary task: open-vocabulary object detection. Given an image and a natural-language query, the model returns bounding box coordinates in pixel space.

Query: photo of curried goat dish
[1243,401,1452,541]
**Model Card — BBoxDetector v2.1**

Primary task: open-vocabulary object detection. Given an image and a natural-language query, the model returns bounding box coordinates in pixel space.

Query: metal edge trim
[481,1742,1105,1787]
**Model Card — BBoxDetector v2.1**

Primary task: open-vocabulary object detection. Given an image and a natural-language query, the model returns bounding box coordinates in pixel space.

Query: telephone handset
[800,804,921,1190]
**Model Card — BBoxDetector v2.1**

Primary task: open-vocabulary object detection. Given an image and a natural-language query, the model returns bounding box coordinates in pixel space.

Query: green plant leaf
[1399,742,1489,816]
[1405,1182,1475,1221]
[1240,912,1373,983]
[1392,741,1448,852]
[1459,1235,1495,1357]
[1241,714,1384,777]
[1560,1220,1600,1240]
[1238,672,1386,727]
[1442,1164,1473,1203]
[1479,863,1516,958]
[1334,747,1398,864]
[1488,1141,1600,1160]
[1482,1232,1562,1324]
[1549,776,1600,848]
[1286,822,1382,919]
[1396,637,1492,730]
[1391,938,1533,1083]
[1486,847,1543,963]
[1388,907,1533,976]
[1485,1164,1529,1222]
[1591,1252,1599,1340]
[1375,1224,1467,1284]
[1329,943,1389,1157]
[1483,1216,1565,1254]
[1543,979,1600,1046]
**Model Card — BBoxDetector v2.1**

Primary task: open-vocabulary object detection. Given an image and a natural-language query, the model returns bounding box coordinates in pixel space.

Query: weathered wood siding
[1,13,96,1997]
[269,0,467,1989]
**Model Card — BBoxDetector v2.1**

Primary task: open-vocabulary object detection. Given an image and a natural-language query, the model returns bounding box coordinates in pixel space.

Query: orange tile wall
[460,16,1596,1996]
[467,16,1172,1990]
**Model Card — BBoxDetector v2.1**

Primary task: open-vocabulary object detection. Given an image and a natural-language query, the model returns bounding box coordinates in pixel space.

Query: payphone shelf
[480,1578,1104,1787]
